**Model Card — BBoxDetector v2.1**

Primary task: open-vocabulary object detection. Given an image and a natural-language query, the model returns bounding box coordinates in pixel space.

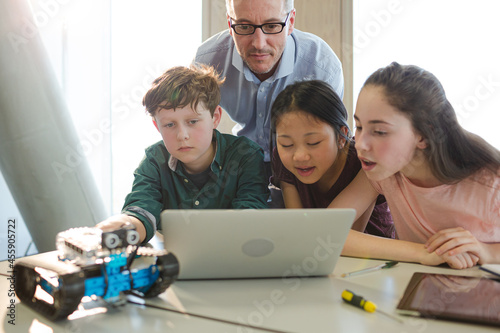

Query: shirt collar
[232,33,296,83]
[274,33,295,79]
[167,153,179,171]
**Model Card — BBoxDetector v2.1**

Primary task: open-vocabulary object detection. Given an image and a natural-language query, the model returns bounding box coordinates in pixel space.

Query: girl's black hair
[270,80,351,156]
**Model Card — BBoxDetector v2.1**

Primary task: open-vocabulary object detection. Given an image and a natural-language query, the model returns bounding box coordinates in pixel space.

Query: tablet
[396,272,500,327]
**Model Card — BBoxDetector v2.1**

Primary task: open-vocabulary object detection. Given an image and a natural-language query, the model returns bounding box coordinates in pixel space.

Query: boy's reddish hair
[143,64,225,117]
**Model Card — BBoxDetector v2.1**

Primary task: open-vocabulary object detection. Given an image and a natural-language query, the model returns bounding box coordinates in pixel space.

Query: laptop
[160,208,355,280]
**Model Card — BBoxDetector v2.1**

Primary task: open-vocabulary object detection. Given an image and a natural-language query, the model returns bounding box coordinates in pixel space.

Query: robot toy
[14,225,179,321]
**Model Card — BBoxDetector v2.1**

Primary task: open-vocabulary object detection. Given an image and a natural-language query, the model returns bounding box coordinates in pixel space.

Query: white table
[0,271,267,333]
[1,253,498,333]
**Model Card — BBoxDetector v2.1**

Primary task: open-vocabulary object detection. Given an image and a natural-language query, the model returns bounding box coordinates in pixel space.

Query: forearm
[327,170,379,221]
[342,230,441,265]
[281,182,303,208]
[122,155,164,242]
[232,180,269,208]
[481,243,500,264]
[232,151,269,208]
[350,201,375,232]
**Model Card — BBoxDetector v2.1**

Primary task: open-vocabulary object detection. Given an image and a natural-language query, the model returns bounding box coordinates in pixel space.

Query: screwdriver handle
[341,289,377,313]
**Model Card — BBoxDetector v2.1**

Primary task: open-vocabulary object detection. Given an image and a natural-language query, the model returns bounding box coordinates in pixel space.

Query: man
[194,0,344,178]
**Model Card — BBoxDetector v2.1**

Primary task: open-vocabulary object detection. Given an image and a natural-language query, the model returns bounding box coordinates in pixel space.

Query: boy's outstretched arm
[231,148,269,209]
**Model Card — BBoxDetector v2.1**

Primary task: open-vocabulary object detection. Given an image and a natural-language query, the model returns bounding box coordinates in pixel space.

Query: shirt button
[184,179,189,183]
[219,166,222,170]
[259,113,263,118]
[194,200,200,206]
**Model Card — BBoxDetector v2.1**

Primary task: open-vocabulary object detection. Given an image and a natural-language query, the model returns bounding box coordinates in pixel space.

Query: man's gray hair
[226,0,294,17]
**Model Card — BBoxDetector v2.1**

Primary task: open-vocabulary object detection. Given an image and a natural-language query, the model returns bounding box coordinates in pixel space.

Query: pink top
[370,168,500,243]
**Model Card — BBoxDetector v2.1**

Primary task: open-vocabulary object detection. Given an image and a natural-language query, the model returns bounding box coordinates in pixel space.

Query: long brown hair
[364,62,500,183]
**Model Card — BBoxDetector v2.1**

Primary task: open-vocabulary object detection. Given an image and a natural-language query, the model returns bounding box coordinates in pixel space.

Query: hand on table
[419,244,478,269]
[425,227,486,268]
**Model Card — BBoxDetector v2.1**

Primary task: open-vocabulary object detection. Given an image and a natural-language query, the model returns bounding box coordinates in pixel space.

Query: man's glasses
[230,12,290,35]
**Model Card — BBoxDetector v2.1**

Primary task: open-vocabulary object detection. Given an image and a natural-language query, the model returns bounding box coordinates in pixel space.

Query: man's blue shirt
[195,29,344,161]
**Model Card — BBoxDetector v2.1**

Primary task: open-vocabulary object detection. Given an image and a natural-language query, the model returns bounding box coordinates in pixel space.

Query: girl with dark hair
[271,80,394,237]
[330,62,500,269]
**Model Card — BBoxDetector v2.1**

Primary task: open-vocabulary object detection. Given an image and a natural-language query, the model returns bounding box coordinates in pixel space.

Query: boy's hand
[425,227,485,267]
[96,214,146,243]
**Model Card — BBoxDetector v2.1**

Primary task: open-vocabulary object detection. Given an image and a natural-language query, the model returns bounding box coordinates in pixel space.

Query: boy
[97,65,269,243]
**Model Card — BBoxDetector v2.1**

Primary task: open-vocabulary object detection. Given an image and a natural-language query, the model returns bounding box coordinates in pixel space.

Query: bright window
[353,0,500,149]
[34,0,202,214]
[0,0,202,259]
